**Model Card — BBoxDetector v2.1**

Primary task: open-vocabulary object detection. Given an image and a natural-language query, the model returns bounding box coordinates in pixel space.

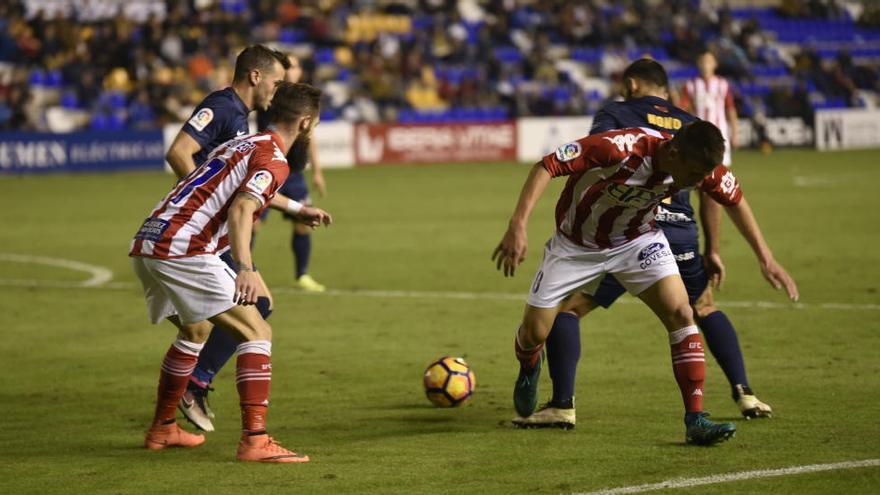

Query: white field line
[572,458,880,495]
[1,254,878,311]
[0,253,113,287]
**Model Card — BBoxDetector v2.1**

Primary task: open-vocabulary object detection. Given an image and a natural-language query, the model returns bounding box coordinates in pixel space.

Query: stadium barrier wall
[0,130,165,173]
[814,109,880,151]
[160,121,356,171]
[354,122,517,165]
[516,116,594,163]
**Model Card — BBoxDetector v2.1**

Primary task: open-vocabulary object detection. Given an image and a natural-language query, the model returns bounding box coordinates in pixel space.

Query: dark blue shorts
[591,246,708,308]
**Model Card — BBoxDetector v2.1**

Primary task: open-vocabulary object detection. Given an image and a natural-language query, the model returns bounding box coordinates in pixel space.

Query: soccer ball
[423,356,476,407]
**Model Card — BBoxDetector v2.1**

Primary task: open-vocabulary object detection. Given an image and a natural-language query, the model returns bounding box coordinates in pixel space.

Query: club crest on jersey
[555,142,582,162]
[637,242,672,269]
[246,171,273,194]
[188,108,214,132]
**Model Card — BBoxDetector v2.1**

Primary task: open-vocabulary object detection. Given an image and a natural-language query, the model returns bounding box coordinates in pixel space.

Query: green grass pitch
[1,149,879,494]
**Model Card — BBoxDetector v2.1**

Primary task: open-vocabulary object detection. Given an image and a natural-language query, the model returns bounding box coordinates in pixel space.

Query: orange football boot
[144,422,206,450]
[236,434,310,463]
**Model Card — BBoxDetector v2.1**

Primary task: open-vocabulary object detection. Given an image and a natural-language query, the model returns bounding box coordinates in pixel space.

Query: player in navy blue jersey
[162,45,329,432]
[513,59,798,429]
[178,52,333,432]
[255,54,329,293]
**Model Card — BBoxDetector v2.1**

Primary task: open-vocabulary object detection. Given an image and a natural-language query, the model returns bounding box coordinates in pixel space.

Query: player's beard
[288,133,310,173]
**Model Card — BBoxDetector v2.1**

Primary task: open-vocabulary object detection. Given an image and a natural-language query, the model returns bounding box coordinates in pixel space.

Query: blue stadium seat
[494,46,524,64]
[314,48,335,65]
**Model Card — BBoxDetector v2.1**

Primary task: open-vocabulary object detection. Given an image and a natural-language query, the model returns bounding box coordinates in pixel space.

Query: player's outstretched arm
[296,205,333,227]
[699,191,726,289]
[165,131,202,179]
[492,163,552,277]
[267,193,332,226]
[228,193,266,306]
[723,197,799,301]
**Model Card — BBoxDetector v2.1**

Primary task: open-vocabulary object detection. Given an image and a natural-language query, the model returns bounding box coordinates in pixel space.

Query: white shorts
[131,254,237,325]
[526,230,680,308]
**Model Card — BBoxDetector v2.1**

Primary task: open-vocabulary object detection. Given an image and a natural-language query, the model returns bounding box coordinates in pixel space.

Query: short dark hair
[672,121,725,170]
[233,44,289,83]
[622,58,669,89]
[266,82,322,125]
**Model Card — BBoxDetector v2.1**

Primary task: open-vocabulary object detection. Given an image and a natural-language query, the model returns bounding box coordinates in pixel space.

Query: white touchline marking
[0,261,878,312]
[571,459,880,495]
[0,253,113,287]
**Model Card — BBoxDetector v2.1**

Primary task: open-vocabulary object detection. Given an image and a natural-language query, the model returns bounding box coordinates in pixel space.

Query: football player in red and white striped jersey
[131,82,331,463]
[679,51,739,166]
[493,121,741,445]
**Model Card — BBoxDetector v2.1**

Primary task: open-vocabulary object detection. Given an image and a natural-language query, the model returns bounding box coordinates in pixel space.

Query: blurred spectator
[0,0,878,132]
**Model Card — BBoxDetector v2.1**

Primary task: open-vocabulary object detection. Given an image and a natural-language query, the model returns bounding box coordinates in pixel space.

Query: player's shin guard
[236,340,272,435]
[153,338,204,424]
[669,326,706,413]
[515,333,544,371]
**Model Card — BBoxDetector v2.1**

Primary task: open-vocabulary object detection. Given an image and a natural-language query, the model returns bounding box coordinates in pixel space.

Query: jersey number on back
[171,158,225,204]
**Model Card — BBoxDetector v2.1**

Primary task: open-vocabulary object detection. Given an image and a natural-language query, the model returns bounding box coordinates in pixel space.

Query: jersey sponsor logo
[637,242,673,269]
[555,142,582,162]
[246,170,273,194]
[602,132,645,153]
[674,251,695,262]
[603,183,666,208]
[655,205,692,223]
[134,218,170,242]
[646,113,682,130]
[188,108,214,132]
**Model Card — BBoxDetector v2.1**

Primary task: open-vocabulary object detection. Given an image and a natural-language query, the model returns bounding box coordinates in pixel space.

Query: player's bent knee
[668,303,695,329]
[694,303,718,320]
[175,320,213,343]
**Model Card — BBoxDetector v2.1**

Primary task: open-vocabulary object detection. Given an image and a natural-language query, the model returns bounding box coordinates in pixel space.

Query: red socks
[515,335,544,371]
[236,340,273,434]
[669,326,706,413]
[152,339,203,425]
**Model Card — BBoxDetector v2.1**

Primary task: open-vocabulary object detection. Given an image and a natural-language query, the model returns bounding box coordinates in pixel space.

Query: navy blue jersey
[182,87,250,166]
[589,96,699,247]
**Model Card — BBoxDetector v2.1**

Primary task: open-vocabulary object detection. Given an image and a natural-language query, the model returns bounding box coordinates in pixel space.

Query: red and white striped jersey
[130,131,290,259]
[543,128,742,249]
[680,76,734,139]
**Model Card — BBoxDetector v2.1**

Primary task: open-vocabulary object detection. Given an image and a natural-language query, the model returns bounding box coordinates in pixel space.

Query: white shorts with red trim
[131,254,237,324]
[526,229,680,308]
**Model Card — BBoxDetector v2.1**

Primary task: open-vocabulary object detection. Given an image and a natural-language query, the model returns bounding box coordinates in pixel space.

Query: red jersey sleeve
[238,140,290,207]
[699,165,743,206]
[541,132,629,177]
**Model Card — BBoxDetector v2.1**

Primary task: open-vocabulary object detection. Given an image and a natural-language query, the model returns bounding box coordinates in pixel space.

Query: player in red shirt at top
[493,121,741,445]
[679,50,739,167]
[130,82,331,463]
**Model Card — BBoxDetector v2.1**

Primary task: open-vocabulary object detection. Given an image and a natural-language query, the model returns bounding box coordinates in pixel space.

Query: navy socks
[546,312,581,408]
[698,311,749,393]
[292,232,311,279]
